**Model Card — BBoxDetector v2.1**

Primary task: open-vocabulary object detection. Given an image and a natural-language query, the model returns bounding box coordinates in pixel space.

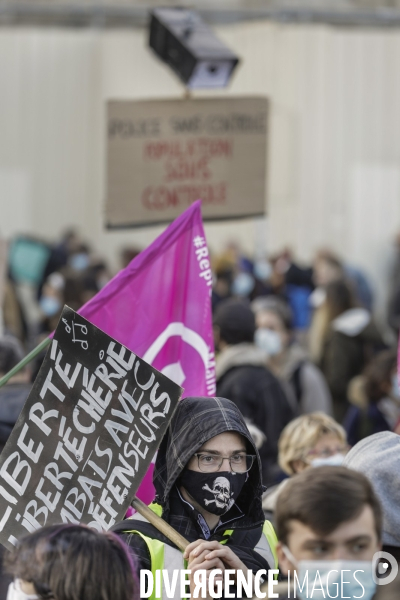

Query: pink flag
[78,201,216,504]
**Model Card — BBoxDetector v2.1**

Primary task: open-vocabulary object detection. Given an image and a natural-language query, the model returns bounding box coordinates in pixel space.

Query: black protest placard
[0,306,182,550]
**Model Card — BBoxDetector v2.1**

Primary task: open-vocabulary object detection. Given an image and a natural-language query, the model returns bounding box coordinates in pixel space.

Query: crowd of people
[0,228,399,598]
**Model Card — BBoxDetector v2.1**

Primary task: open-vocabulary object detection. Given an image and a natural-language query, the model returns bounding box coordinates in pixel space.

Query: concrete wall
[1,22,400,315]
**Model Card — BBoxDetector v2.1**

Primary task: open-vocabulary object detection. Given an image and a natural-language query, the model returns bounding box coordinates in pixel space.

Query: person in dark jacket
[0,337,33,599]
[0,336,31,453]
[387,232,400,337]
[113,397,278,599]
[309,279,384,422]
[344,350,399,446]
[213,298,296,485]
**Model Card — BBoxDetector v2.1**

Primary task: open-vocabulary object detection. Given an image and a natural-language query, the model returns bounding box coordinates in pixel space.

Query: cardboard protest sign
[0,306,182,550]
[106,96,268,227]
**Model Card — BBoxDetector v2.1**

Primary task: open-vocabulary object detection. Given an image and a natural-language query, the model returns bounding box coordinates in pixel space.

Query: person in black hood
[113,397,278,598]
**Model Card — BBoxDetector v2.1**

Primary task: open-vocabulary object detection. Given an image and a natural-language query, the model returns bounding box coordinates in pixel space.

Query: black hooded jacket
[113,397,272,576]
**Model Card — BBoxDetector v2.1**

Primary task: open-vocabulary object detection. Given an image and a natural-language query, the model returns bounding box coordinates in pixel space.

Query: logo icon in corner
[143,322,216,393]
[372,551,398,586]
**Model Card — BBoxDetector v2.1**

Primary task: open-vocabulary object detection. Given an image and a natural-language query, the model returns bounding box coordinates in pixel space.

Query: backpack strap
[290,362,304,403]
[358,407,374,441]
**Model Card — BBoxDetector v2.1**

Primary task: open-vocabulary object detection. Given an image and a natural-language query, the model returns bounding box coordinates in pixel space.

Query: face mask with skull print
[179,470,247,515]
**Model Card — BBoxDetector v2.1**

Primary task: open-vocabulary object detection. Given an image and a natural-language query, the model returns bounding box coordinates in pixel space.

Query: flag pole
[132,496,287,599]
[0,337,51,388]
[130,496,189,552]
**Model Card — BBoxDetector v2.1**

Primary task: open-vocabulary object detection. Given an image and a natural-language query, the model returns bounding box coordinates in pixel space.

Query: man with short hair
[214,298,295,485]
[275,466,382,599]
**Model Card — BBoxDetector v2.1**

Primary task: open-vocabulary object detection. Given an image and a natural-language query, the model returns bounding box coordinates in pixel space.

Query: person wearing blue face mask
[232,271,255,298]
[274,466,382,600]
[38,273,64,319]
[68,244,91,273]
[39,295,61,318]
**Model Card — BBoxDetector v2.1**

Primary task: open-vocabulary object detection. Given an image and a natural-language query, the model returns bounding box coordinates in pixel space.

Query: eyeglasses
[305,445,349,460]
[193,453,256,473]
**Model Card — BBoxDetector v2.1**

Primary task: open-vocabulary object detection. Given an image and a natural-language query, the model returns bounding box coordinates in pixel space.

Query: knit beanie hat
[343,431,400,547]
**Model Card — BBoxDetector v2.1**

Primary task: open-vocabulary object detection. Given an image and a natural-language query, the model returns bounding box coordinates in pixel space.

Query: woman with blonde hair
[263,412,348,520]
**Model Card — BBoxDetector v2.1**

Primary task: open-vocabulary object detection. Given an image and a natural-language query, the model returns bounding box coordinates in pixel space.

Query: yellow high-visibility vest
[125,503,279,600]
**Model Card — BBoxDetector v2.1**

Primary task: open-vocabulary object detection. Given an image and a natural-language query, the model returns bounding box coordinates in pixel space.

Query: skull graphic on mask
[202,476,234,510]
[179,469,248,516]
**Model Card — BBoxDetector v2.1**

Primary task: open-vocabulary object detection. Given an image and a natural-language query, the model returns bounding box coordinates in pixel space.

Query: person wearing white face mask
[213,299,296,486]
[274,466,382,600]
[252,297,333,417]
[262,413,349,520]
[278,413,349,473]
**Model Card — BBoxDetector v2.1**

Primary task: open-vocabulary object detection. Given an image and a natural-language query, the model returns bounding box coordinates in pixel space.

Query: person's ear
[276,542,292,576]
[291,459,308,474]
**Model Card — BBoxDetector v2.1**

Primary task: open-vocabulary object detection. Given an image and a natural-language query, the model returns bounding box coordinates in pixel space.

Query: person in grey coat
[213,299,296,486]
[252,296,333,416]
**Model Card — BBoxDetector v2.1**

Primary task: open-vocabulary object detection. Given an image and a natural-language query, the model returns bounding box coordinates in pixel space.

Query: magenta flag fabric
[77,201,216,504]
